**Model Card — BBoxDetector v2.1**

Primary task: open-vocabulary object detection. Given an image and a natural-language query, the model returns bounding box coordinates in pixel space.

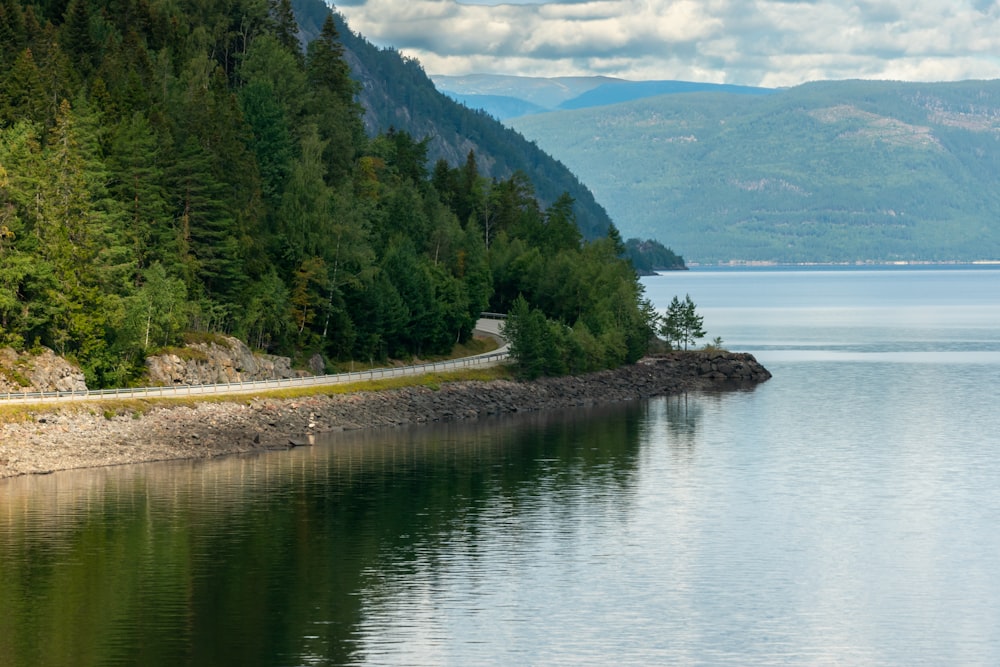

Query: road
[0,318,509,404]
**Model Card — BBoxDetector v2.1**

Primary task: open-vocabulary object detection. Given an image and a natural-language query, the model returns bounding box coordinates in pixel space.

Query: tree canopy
[0,0,656,387]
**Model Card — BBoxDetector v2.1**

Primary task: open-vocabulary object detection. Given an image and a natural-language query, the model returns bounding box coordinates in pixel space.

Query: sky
[331,0,1000,87]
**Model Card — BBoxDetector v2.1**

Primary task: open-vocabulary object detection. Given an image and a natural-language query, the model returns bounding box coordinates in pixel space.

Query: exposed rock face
[144,337,307,386]
[0,347,88,393]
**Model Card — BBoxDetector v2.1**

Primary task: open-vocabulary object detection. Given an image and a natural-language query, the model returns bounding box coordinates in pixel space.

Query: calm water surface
[2,266,1000,666]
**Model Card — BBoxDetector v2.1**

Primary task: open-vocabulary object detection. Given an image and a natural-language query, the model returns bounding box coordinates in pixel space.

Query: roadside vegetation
[0,0,651,390]
[0,365,515,424]
[503,292,719,379]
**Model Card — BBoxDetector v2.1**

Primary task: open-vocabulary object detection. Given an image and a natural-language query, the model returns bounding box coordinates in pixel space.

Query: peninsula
[0,351,770,479]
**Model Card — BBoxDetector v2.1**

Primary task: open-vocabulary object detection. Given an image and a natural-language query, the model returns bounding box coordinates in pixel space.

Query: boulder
[144,336,306,386]
[0,347,88,393]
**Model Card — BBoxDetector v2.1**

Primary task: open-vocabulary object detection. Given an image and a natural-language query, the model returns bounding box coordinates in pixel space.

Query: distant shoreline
[0,352,770,480]
[682,260,1000,269]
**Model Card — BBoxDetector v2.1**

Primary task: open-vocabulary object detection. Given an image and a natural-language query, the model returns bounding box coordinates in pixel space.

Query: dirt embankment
[0,352,770,479]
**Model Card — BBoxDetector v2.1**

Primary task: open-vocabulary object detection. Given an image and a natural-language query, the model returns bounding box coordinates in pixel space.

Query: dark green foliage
[660,294,705,350]
[496,201,658,377]
[502,296,562,380]
[0,0,653,387]
[625,238,686,274]
[302,8,615,239]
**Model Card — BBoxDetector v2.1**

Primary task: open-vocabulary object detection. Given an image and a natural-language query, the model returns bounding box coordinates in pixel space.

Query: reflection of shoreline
[0,403,642,532]
[0,352,769,481]
[0,401,652,666]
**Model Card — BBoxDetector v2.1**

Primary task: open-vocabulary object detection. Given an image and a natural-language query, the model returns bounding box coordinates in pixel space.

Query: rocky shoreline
[0,351,770,479]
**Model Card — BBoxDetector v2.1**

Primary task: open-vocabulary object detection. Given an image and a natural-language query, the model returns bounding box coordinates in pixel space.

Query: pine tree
[60,0,94,74]
[239,80,294,210]
[660,294,705,350]
[268,0,300,57]
[106,113,172,268]
[543,192,582,253]
[681,294,706,349]
[305,13,363,184]
[2,49,47,126]
[168,135,241,301]
[307,14,356,107]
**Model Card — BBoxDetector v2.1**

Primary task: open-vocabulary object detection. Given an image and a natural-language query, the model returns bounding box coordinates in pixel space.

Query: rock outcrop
[144,336,307,386]
[644,350,773,384]
[0,347,88,394]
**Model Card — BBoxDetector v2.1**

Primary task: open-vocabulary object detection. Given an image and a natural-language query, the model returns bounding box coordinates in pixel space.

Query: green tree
[290,255,327,338]
[542,192,582,253]
[660,294,705,350]
[168,134,241,300]
[128,262,188,350]
[267,0,300,56]
[106,113,172,268]
[501,295,563,379]
[305,13,362,184]
[1,48,47,126]
[239,80,294,211]
[240,269,291,350]
[60,0,94,74]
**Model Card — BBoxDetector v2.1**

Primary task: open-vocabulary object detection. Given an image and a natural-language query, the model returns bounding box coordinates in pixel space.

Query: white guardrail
[1,316,508,404]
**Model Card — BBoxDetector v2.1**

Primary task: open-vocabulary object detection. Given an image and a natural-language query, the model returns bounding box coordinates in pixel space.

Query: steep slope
[0,0,652,387]
[441,93,547,120]
[510,79,1000,263]
[292,1,614,239]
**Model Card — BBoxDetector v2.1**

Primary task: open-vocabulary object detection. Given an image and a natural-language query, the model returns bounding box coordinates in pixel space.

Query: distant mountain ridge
[432,74,774,119]
[431,74,624,112]
[506,78,1000,264]
[558,80,775,111]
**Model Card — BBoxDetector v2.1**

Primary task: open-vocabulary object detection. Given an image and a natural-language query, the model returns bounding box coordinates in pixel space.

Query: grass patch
[0,365,31,388]
[0,365,514,423]
[153,346,210,362]
[182,331,231,346]
[326,335,500,374]
[233,365,512,400]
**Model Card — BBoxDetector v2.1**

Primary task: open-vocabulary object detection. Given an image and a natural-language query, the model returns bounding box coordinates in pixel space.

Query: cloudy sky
[332,0,1000,87]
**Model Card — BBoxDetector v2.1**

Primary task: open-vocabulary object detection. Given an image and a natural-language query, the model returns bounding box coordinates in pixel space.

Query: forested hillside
[0,0,654,387]
[291,0,614,240]
[510,79,1000,263]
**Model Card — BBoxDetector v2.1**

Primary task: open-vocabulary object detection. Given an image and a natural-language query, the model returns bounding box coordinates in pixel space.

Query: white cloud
[332,0,1000,85]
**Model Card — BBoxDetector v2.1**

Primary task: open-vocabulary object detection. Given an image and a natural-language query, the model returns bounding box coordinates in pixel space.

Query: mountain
[443,94,548,120]
[557,80,774,110]
[291,4,614,239]
[431,74,623,115]
[509,79,1000,264]
[431,74,773,119]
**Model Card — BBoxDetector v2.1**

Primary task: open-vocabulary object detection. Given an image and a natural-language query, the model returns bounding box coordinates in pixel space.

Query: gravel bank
[0,352,770,479]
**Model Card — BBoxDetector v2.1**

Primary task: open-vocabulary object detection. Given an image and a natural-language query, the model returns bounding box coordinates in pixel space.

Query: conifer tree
[2,49,47,126]
[268,0,300,57]
[306,13,362,184]
[61,0,94,74]
[660,294,705,350]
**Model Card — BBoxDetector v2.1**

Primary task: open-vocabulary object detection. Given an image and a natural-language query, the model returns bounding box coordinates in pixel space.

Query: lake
[2,266,999,666]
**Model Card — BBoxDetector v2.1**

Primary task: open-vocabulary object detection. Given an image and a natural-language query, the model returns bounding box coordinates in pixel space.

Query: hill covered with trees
[291,0,615,241]
[509,79,1000,264]
[0,0,655,387]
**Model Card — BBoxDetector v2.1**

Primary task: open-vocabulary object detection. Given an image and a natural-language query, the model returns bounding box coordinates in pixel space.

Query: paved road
[1,318,509,404]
